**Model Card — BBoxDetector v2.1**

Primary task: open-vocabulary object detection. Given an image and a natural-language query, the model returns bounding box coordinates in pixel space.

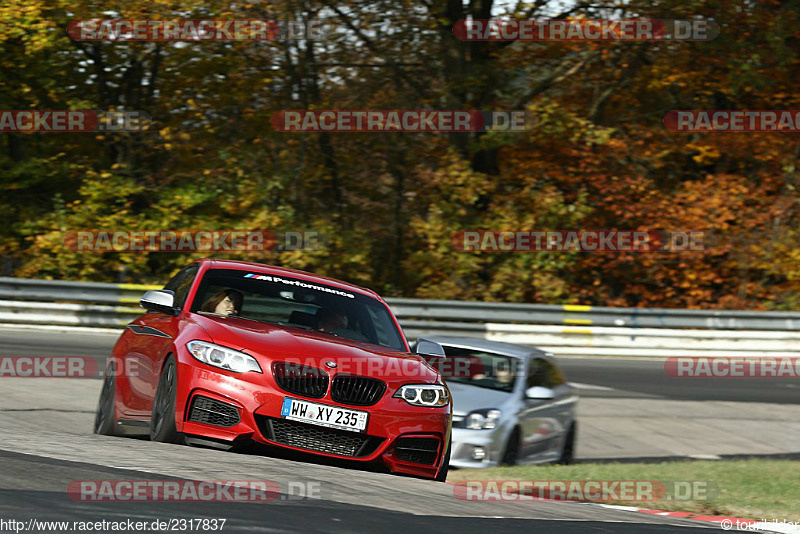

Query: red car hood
[189,314,439,383]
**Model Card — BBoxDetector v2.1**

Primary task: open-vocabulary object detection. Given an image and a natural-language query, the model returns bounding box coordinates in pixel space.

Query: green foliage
[1,0,798,308]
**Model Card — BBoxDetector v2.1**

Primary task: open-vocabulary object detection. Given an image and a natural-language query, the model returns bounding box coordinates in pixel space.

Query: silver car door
[518,357,558,461]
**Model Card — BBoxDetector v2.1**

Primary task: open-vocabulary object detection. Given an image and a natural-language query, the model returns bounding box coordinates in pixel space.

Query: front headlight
[186,340,262,373]
[393,384,449,407]
[465,409,502,429]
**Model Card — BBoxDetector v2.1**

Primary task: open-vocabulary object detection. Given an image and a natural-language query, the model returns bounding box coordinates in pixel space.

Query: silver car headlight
[186,340,262,373]
[393,384,449,407]
[465,409,502,429]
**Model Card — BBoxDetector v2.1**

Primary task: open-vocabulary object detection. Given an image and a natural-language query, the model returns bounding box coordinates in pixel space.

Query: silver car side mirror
[140,290,176,315]
[415,338,447,359]
[525,386,555,400]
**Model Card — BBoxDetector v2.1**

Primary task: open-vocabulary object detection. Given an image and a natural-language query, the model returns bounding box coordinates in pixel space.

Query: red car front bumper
[175,360,451,479]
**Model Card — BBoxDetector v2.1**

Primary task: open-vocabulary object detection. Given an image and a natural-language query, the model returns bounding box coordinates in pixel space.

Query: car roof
[421,335,551,360]
[196,259,382,300]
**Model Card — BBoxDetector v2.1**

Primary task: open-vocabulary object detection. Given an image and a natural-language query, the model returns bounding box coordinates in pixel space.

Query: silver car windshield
[435,346,518,393]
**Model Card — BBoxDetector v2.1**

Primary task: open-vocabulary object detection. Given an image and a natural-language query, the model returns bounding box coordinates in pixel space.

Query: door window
[163,264,199,310]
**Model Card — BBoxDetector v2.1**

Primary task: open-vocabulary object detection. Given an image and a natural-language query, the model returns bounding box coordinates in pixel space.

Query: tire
[94,363,118,436]
[435,439,451,482]
[150,355,183,444]
[557,423,576,465]
[501,428,521,466]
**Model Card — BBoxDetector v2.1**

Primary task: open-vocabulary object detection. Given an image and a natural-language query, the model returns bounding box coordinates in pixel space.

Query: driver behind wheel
[201,288,244,316]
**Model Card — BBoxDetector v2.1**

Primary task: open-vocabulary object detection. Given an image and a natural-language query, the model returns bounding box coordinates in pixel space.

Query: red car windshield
[189,268,407,351]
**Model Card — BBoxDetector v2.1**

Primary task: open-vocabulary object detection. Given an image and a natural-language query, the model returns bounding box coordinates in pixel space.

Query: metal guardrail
[3,276,800,330]
[0,277,798,357]
[0,277,153,306]
[387,299,800,330]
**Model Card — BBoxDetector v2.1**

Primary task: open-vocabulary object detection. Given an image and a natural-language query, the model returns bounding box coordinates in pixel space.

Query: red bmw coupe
[94,259,452,480]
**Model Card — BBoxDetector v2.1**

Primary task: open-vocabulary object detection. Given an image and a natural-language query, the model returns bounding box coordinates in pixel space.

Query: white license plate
[280,397,368,433]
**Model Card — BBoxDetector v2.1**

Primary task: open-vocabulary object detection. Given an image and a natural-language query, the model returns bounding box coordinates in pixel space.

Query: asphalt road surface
[559,358,800,405]
[0,448,716,534]
[0,326,730,533]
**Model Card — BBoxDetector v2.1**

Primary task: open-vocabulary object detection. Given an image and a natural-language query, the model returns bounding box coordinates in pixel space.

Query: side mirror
[415,338,446,359]
[525,386,555,400]
[140,290,176,315]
